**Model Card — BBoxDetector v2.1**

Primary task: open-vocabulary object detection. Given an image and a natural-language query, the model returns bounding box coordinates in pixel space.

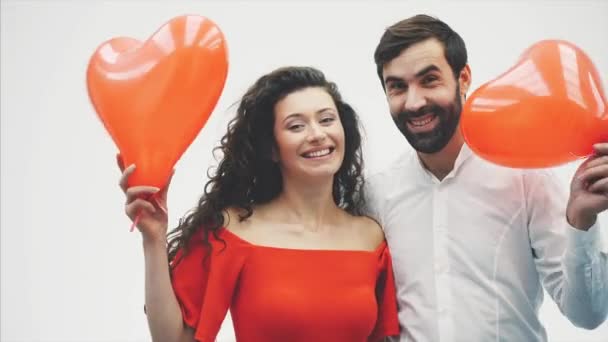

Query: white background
[1,0,607,341]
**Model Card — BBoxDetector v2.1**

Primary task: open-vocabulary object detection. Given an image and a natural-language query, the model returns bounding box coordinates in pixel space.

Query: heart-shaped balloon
[461,39,608,168]
[87,15,228,187]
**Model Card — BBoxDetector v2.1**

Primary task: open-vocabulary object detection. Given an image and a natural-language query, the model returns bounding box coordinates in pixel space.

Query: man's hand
[566,143,608,230]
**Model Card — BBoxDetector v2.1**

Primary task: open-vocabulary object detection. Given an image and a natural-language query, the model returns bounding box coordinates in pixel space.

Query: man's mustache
[397,104,445,122]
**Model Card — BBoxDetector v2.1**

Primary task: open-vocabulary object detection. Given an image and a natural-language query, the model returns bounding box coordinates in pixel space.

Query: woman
[118,66,399,341]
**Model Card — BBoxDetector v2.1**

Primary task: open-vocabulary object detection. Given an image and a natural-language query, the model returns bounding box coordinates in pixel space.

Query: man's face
[382,38,468,154]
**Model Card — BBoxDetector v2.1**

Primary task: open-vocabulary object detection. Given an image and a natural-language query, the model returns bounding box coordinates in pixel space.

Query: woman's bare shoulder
[347,214,385,250]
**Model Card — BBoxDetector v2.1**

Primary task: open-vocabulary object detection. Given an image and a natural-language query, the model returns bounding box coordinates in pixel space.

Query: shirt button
[435,262,448,273]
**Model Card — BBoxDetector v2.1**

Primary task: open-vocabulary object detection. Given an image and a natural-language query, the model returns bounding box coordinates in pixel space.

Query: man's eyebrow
[415,64,440,78]
[383,65,440,84]
[384,76,404,84]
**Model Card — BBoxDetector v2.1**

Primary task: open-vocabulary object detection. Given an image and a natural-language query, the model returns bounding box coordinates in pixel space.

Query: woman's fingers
[125,186,160,204]
[119,164,136,193]
[116,153,125,172]
[125,198,157,219]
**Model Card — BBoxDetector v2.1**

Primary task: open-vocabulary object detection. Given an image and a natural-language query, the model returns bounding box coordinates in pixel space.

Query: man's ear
[459,64,472,99]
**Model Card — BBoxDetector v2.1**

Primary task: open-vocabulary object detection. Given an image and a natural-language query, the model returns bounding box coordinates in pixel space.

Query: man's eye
[389,82,406,90]
[422,76,439,85]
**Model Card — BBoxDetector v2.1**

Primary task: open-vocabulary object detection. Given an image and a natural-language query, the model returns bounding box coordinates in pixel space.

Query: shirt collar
[413,142,474,183]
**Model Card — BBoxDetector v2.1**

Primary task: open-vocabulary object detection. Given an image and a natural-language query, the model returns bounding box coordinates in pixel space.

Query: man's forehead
[384,39,448,78]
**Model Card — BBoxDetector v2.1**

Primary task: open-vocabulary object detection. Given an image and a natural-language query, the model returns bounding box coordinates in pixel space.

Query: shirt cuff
[565,221,606,259]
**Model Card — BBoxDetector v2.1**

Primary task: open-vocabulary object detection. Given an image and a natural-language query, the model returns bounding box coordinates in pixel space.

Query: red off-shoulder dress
[171,227,400,342]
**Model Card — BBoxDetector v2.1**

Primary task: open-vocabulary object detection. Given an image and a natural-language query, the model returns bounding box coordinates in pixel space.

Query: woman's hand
[117,154,172,244]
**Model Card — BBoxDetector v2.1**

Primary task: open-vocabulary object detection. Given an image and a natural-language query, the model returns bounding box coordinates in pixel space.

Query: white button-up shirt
[365,143,608,342]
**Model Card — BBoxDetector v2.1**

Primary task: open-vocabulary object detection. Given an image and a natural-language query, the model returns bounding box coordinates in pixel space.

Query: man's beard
[393,87,462,154]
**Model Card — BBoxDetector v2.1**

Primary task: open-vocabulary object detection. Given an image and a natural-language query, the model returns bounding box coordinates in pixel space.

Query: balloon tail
[152,193,168,215]
[129,192,166,232]
[130,212,141,232]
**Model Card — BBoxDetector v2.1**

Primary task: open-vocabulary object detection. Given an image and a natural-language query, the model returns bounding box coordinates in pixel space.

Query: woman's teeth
[304,148,331,158]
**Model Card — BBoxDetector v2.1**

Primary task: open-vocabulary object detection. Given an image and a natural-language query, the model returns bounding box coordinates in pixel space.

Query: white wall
[1,0,607,341]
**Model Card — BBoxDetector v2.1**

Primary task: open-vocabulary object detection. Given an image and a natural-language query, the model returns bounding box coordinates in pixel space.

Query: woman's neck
[270,175,342,232]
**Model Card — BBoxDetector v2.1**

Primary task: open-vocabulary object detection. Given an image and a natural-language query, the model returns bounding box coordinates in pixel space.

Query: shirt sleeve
[363,172,386,227]
[369,242,400,341]
[170,228,250,342]
[525,169,608,329]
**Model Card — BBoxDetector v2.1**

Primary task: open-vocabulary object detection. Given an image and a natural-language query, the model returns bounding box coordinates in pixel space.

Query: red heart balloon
[461,40,608,168]
[87,15,228,187]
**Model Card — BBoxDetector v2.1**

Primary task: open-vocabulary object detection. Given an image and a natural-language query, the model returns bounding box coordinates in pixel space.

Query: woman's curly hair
[167,66,366,266]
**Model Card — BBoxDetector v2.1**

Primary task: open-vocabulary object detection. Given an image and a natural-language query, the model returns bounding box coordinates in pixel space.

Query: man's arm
[526,166,608,330]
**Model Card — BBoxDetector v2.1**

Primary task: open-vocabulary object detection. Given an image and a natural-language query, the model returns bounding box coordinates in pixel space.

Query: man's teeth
[304,148,331,158]
[410,116,435,127]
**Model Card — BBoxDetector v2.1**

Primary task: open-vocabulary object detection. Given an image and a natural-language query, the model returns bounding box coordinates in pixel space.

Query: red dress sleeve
[369,242,400,341]
[170,228,249,342]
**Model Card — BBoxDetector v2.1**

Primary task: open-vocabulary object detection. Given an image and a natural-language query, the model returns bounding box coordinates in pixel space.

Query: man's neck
[417,132,464,181]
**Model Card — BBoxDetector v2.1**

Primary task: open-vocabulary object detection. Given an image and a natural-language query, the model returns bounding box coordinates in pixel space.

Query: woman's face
[272,87,345,182]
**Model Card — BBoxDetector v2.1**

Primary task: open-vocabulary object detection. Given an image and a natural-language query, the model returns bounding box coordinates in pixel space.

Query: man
[365,14,608,341]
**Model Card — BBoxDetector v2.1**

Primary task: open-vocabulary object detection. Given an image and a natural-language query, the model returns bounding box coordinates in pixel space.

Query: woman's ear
[271,145,279,163]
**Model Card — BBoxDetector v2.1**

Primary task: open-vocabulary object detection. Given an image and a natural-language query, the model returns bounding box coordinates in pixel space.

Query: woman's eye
[288,123,304,131]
